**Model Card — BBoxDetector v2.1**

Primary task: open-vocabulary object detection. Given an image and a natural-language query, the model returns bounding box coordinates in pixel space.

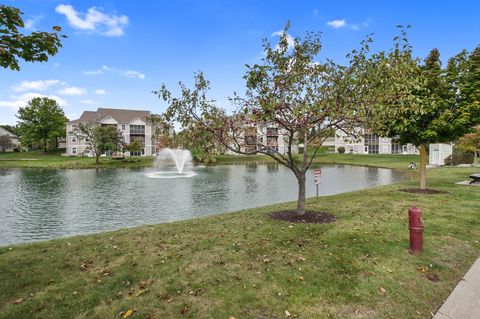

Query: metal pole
[316,183,319,197]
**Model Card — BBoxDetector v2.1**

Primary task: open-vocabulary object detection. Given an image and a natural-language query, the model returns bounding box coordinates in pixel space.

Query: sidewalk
[433,258,480,319]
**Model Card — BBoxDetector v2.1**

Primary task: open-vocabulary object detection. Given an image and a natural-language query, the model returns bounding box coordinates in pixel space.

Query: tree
[366,34,480,190]
[76,124,123,164]
[1,5,65,71]
[0,135,12,152]
[125,138,143,155]
[16,97,67,152]
[458,127,480,166]
[156,25,374,215]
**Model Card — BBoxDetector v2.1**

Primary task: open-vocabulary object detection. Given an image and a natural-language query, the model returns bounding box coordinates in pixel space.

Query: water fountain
[145,148,197,178]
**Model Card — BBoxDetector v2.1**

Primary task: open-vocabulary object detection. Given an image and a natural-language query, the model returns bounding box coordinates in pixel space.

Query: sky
[1,0,479,125]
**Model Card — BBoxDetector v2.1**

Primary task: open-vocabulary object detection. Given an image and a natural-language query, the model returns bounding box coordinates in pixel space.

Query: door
[432,149,440,165]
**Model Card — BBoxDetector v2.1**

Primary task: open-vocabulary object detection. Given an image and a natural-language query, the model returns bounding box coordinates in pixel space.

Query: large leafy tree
[16,97,67,152]
[457,127,480,166]
[76,124,123,164]
[0,5,64,71]
[366,33,480,190]
[156,25,390,215]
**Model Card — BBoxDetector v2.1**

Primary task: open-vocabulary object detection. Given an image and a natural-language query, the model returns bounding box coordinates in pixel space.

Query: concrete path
[433,258,480,319]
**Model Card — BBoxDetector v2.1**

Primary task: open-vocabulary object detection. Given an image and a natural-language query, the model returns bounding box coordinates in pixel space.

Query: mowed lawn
[0,163,479,318]
[0,150,155,168]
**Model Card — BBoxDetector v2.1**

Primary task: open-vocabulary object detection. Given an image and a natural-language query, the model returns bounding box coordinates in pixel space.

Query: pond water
[0,164,404,245]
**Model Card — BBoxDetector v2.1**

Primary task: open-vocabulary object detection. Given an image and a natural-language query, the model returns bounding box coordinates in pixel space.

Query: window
[122,124,126,130]
[72,147,77,154]
[71,136,77,143]
[130,148,144,156]
[130,125,145,135]
[364,134,379,154]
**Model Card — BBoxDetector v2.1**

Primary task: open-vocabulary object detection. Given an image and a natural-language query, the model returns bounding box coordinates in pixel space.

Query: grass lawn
[0,163,479,318]
[0,150,155,169]
[216,152,418,170]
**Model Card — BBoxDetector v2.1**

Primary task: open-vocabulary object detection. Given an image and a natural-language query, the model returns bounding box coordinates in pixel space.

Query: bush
[337,146,346,154]
[444,152,474,165]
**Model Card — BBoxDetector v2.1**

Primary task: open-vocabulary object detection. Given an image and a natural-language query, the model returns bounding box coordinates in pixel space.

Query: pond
[0,164,405,245]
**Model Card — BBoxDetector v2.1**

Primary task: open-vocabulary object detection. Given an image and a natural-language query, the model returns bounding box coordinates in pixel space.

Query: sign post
[314,169,321,197]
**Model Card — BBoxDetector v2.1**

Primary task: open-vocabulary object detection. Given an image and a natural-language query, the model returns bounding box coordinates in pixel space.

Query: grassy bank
[0,150,155,169]
[214,153,418,170]
[0,165,478,318]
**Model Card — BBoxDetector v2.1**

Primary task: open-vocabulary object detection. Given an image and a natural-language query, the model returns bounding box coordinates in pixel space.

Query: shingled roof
[72,108,151,123]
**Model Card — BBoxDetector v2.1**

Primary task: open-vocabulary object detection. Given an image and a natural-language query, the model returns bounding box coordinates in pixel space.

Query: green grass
[0,150,155,168]
[0,163,478,318]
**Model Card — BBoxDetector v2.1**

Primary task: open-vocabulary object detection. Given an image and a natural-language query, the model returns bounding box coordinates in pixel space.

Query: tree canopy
[156,24,409,214]
[364,30,480,190]
[16,97,67,152]
[0,5,64,71]
[76,124,123,164]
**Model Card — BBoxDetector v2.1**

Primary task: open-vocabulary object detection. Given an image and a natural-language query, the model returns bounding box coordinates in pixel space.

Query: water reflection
[0,164,404,245]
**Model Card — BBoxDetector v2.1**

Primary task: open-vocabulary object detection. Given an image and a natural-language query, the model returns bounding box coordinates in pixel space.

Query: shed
[429,143,453,166]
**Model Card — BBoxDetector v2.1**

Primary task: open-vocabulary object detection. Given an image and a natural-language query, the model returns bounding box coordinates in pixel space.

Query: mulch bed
[399,188,448,195]
[269,211,336,224]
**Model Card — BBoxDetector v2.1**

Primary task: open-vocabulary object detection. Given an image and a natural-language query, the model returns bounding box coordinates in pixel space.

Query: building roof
[71,108,151,124]
[0,127,18,138]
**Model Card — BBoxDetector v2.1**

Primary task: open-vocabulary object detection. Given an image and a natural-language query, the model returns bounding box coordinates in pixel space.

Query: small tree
[156,25,377,215]
[77,124,122,164]
[458,127,480,166]
[0,135,12,152]
[16,97,67,152]
[125,138,143,155]
[0,5,65,71]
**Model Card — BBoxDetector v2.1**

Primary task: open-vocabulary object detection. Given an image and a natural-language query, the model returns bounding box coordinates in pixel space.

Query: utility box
[429,143,453,166]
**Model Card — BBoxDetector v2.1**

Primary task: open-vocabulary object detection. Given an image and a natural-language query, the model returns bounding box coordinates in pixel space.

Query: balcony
[266,128,279,136]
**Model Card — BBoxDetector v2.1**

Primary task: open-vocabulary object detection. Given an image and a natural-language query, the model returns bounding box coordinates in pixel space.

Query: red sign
[314,169,321,184]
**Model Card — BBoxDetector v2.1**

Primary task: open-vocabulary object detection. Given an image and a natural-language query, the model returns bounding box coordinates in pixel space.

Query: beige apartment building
[66,108,161,157]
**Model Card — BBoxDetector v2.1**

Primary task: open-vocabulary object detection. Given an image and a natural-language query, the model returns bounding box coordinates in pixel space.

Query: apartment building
[227,123,298,155]
[333,129,419,155]
[66,108,161,156]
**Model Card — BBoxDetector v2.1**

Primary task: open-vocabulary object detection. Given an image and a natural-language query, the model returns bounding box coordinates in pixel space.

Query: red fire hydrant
[409,206,424,254]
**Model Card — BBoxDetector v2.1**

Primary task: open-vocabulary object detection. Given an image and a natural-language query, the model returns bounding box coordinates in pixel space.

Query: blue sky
[1,0,479,125]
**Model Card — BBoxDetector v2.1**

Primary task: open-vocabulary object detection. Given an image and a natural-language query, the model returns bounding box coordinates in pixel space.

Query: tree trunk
[419,144,427,190]
[96,154,100,164]
[474,151,478,167]
[43,139,47,152]
[296,173,306,215]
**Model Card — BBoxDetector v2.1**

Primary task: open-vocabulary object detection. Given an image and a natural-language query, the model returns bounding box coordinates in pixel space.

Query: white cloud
[313,9,319,16]
[23,15,44,31]
[82,65,145,79]
[124,70,145,79]
[95,89,106,95]
[79,99,97,105]
[327,19,346,28]
[12,80,61,92]
[0,93,67,110]
[326,18,371,30]
[271,31,295,51]
[55,4,129,36]
[82,69,103,75]
[58,86,87,96]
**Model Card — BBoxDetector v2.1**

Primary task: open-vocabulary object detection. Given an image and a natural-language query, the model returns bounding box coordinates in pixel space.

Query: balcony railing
[266,128,279,136]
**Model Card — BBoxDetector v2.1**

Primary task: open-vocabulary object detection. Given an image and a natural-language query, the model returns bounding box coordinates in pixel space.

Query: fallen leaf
[13,298,24,305]
[417,266,428,273]
[285,310,291,317]
[297,256,306,262]
[379,287,386,294]
[121,309,134,318]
